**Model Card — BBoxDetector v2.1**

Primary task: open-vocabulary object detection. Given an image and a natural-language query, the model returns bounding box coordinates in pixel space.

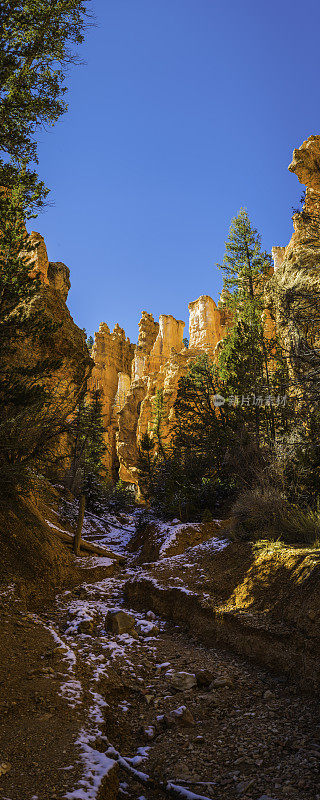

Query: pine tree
[68,388,107,553]
[0,185,63,493]
[68,389,107,497]
[217,208,288,446]
[0,2,91,495]
[0,1,90,172]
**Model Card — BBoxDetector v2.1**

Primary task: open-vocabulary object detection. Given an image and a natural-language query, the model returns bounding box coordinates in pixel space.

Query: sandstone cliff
[91,293,231,490]
[88,323,135,476]
[3,230,92,481]
[91,136,320,493]
[269,134,320,400]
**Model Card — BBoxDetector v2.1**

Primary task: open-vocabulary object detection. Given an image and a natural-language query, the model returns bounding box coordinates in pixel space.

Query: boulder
[165,670,197,691]
[195,668,214,687]
[105,610,136,635]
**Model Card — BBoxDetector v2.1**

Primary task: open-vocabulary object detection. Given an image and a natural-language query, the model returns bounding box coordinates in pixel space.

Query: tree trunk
[73,494,86,556]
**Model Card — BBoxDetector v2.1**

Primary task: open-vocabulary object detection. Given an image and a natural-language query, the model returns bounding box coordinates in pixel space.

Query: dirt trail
[0,512,319,800]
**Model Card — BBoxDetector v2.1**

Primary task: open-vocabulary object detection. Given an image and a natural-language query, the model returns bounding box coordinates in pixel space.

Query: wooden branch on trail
[48,527,126,563]
[107,746,212,800]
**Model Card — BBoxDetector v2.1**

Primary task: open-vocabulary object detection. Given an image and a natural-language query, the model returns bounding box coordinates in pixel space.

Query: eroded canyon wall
[90,134,320,491]
[91,291,233,488]
[268,134,320,398]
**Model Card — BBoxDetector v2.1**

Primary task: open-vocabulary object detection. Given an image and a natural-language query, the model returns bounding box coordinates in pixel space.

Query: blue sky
[35,0,320,343]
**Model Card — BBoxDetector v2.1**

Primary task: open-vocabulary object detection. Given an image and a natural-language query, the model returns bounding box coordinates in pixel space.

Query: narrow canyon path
[1,512,319,800]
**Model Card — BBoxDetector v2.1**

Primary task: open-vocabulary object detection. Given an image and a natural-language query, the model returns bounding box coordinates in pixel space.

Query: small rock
[258,796,280,800]
[178,706,195,727]
[195,668,213,687]
[162,713,175,728]
[156,662,171,674]
[144,725,155,739]
[234,756,254,768]
[236,779,255,794]
[105,610,136,635]
[137,621,159,637]
[0,763,11,776]
[165,670,197,691]
[170,704,195,725]
[263,690,275,700]
[146,610,156,620]
[212,676,233,688]
[78,619,95,635]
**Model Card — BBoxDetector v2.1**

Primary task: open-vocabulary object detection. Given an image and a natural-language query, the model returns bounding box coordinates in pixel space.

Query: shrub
[230,487,320,545]
[103,480,135,514]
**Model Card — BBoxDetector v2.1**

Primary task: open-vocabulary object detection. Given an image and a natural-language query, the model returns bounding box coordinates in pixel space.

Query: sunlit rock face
[131,311,159,381]
[188,294,230,354]
[93,138,319,491]
[272,246,286,272]
[47,262,71,301]
[6,230,92,478]
[88,323,135,475]
[27,231,50,284]
[26,233,71,302]
[288,134,320,192]
[269,134,320,396]
[149,314,185,367]
[113,298,233,488]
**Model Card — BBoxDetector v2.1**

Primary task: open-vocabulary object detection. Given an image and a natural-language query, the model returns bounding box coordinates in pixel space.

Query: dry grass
[230,487,320,545]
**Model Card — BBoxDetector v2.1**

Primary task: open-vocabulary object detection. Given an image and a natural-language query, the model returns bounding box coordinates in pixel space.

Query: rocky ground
[0,509,319,800]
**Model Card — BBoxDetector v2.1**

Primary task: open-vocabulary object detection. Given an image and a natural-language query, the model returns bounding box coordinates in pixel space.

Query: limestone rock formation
[88,323,135,475]
[132,311,159,381]
[95,132,318,493]
[111,295,232,488]
[2,231,93,483]
[189,294,230,354]
[47,261,71,301]
[288,134,320,192]
[27,231,50,284]
[269,134,320,397]
[271,246,286,272]
[26,232,71,301]
[149,314,185,368]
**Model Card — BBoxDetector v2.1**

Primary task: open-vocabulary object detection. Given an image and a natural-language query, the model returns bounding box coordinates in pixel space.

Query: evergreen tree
[68,389,107,498]
[68,388,107,553]
[139,356,243,519]
[217,208,289,446]
[0,0,90,173]
[0,185,65,493]
[0,1,91,496]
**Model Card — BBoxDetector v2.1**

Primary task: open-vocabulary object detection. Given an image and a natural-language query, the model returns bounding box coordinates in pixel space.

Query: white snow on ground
[45,519,66,533]
[37,619,77,671]
[74,556,114,569]
[80,509,136,555]
[146,518,224,558]
[63,691,118,800]
[160,535,228,564]
[36,509,227,798]
[60,679,82,707]
[166,784,213,800]
[158,522,201,557]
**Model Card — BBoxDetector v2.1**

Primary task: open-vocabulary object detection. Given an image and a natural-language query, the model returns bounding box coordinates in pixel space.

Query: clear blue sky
[35,0,320,344]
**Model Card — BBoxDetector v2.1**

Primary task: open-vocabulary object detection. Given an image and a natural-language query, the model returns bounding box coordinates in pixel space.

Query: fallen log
[106,746,213,800]
[47,526,126,563]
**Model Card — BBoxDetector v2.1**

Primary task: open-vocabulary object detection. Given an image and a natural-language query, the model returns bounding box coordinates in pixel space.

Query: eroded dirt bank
[0,510,319,800]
